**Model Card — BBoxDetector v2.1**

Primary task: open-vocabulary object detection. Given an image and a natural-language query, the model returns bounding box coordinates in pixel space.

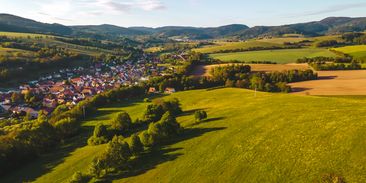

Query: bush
[88,124,109,145]
[54,118,79,138]
[128,134,144,156]
[111,112,132,132]
[68,171,90,183]
[195,110,208,122]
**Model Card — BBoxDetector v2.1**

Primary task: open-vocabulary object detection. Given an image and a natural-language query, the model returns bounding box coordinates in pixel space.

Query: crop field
[289,70,366,95]
[192,63,310,77]
[3,88,366,182]
[210,48,338,64]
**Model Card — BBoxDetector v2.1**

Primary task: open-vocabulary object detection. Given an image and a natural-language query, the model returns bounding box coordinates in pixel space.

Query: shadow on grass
[179,108,208,117]
[105,127,227,181]
[186,117,226,127]
[0,126,94,183]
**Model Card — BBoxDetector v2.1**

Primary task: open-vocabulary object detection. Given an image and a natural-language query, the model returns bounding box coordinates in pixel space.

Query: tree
[194,110,207,122]
[93,124,108,138]
[104,136,132,169]
[128,134,144,156]
[143,104,164,122]
[111,112,132,131]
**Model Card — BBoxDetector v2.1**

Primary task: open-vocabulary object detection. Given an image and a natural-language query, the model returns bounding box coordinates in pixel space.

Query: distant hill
[0,14,72,35]
[235,17,366,39]
[0,14,365,39]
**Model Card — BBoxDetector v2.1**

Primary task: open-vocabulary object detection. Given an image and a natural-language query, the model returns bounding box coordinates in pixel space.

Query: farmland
[3,88,366,182]
[289,70,366,95]
[209,48,338,64]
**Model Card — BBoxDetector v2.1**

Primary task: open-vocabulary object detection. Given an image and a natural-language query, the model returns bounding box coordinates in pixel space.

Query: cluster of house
[0,57,166,119]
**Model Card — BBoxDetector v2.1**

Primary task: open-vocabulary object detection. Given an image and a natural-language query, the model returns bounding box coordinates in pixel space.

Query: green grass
[193,40,283,54]
[333,45,366,61]
[4,88,366,182]
[210,48,338,64]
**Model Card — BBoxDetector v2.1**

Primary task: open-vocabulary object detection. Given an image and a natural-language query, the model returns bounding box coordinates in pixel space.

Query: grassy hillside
[4,88,366,182]
[210,48,337,63]
[192,40,284,54]
[333,45,366,61]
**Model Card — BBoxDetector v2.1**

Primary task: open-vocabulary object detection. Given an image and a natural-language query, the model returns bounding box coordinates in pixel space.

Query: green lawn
[4,88,366,182]
[210,48,338,64]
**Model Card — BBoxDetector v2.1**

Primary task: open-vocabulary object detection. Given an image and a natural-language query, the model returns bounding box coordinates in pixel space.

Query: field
[210,48,338,64]
[4,88,366,182]
[333,45,366,61]
[289,70,366,95]
[192,40,284,54]
[192,63,310,77]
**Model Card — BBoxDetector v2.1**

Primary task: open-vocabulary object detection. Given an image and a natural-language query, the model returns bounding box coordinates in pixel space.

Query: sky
[1,0,366,28]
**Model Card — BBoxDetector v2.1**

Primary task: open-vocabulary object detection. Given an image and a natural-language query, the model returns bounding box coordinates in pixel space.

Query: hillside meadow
[3,88,366,182]
[210,48,337,64]
[333,45,366,61]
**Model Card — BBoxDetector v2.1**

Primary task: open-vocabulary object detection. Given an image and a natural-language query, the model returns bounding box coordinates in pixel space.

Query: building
[164,88,176,94]
[148,87,157,93]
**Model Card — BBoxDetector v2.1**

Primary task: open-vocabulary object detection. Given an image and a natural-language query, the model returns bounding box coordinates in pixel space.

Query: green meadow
[210,48,338,63]
[3,88,366,182]
[333,45,366,61]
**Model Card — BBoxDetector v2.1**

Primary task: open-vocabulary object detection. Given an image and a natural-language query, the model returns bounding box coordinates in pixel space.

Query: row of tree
[0,86,146,176]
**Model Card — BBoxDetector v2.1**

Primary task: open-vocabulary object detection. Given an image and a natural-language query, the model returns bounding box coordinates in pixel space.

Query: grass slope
[210,48,337,63]
[193,40,283,54]
[333,45,366,61]
[5,88,366,182]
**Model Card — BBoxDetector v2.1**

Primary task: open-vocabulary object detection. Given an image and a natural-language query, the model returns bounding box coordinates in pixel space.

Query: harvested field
[192,63,310,77]
[289,70,366,95]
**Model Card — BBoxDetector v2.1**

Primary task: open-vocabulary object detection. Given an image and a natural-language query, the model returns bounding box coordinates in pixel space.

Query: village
[0,54,168,120]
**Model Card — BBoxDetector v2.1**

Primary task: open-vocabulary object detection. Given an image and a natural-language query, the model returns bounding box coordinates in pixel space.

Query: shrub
[111,112,132,132]
[128,134,144,156]
[54,118,79,138]
[194,110,208,122]
[68,171,90,183]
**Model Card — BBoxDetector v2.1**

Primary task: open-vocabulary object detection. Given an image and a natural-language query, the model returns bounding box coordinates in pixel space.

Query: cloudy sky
[1,0,366,27]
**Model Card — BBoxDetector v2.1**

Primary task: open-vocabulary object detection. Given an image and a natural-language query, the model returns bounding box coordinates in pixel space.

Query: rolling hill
[0,14,365,40]
[3,88,366,182]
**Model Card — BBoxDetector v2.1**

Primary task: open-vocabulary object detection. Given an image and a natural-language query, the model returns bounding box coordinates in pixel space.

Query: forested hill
[0,14,366,39]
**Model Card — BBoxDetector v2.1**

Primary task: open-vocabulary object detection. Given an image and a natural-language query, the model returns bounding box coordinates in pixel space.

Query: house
[71,77,84,86]
[23,107,39,119]
[164,88,176,94]
[148,87,157,93]
[0,105,6,114]
[81,88,94,96]
[43,98,58,108]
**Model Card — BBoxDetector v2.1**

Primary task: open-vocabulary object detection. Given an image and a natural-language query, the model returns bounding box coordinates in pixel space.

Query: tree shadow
[179,108,208,117]
[186,117,226,127]
[0,126,94,183]
[105,127,227,181]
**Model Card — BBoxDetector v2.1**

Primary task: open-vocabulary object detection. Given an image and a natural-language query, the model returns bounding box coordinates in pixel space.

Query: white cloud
[88,0,165,12]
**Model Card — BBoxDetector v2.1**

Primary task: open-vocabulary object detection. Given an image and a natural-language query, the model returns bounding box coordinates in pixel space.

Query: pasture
[4,88,366,182]
[210,48,338,64]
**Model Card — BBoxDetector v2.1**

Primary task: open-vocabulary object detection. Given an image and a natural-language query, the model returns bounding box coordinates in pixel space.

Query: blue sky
[1,0,366,27]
